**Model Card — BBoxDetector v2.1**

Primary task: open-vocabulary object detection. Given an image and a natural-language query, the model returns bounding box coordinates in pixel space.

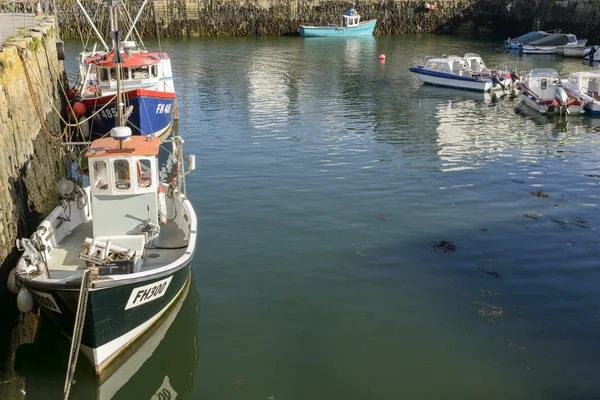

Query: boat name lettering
[151,376,178,400]
[125,276,173,310]
[30,289,62,313]
[156,103,172,114]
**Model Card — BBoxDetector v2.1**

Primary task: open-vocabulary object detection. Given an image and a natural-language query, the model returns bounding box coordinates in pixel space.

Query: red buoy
[67,88,76,100]
[72,102,87,117]
[379,54,386,60]
[429,3,435,11]
[67,102,87,118]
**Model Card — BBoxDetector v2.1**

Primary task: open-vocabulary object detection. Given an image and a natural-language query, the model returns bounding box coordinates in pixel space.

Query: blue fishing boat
[298,9,376,37]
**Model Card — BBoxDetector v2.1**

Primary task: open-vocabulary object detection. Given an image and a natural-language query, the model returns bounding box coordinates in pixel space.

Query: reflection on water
[40,34,600,399]
[15,275,199,400]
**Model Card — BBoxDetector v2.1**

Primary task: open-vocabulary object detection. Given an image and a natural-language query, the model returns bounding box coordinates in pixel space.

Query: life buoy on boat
[158,186,167,225]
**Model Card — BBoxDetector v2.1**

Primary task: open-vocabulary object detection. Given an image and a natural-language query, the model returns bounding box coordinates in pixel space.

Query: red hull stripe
[82,89,176,106]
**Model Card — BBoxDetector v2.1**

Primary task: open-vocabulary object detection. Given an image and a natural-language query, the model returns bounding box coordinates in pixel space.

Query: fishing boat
[515,68,584,115]
[520,33,586,55]
[504,30,554,49]
[15,274,199,400]
[298,9,376,37]
[68,0,176,137]
[9,0,197,385]
[561,72,600,116]
[409,54,518,92]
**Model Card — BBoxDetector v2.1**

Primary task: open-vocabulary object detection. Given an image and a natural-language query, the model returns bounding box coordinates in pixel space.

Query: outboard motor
[510,70,520,83]
[518,43,524,56]
[491,74,506,91]
[554,87,569,114]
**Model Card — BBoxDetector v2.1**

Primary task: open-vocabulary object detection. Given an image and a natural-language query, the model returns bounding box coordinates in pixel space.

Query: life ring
[158,186,167,225]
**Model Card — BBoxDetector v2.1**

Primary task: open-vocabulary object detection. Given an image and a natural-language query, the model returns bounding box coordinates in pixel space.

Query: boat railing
[422,55,437,64]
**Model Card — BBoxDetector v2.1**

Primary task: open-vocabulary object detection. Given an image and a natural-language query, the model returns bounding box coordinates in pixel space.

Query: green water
[14,34,600,399]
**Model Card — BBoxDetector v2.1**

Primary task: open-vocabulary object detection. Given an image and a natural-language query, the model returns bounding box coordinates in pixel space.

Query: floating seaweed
[552,219,569,229]
[508,343,527,352]
[473,301,503,318]
[431,240,456,253]
[477,264,501,278]
[572,217,590,229]
[480,289,502,296]
[378,214,389,222]
[234,380,244,386]
[530,191,550,198]
[523,213,538,219]
[552,218,591,230]
[512,179,524,184]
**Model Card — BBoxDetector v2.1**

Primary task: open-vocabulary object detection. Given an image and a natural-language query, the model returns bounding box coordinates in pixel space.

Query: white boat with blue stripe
[409,54,517,92]
[561,72,600,116]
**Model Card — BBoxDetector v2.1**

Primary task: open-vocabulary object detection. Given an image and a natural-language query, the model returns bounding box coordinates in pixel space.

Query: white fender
[158,186,167,225]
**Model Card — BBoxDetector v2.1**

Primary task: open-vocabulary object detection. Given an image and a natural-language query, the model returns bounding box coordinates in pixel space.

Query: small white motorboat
[409,54,518,92]
[561,72,600,116]
[516,68,585,115]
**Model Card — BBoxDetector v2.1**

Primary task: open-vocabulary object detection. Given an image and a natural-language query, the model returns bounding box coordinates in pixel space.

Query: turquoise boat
[298,9,376,37]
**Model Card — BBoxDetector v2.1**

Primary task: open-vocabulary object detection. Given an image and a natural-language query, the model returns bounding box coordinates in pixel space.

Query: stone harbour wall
[48,0,600,42]
[0,17,67,397]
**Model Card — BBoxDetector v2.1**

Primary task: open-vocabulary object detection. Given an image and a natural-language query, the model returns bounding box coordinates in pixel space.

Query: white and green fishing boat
[9,0,197,379]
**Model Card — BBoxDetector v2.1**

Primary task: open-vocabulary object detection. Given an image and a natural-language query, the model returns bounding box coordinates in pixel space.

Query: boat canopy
[512,31,548,43]
[528,33,570,46]
[528,68,559,77]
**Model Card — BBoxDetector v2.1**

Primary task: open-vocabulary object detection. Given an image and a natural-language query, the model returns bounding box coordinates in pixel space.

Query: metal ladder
[63,268,93,400]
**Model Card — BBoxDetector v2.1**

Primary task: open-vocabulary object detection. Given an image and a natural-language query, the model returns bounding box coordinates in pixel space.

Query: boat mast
[107,0,125,129]
[123,0,148,42]
[75,0,110,51]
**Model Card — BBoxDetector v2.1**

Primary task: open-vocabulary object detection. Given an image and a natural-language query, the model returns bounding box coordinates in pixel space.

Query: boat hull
[520,93,584,115]
[21,264,191,375]
[409,67,510,92]
[563,46,589,58]
[82,89,176,137]
[584,102,600,116]
[299,19,376,36]
[521,45,557,54]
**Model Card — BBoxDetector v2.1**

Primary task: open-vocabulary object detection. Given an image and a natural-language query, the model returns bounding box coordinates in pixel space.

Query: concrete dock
[0,13,37,43]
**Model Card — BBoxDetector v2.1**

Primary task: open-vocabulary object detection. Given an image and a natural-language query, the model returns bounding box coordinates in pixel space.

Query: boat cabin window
[120,67,129,80]
[424,61,451,73]
[131,66,149,79]
[568,76,577,86]
[113,159,131,190]
[99,67,127,82]
[541,79,547,90]
[137,159,153,188]
[452,61,471,77]
[151,65,158,78]
[100,68,109,82]
[93,161,109,191]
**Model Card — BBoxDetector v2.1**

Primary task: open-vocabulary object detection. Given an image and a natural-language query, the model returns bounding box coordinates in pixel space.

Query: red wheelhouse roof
[86,51,169,68]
